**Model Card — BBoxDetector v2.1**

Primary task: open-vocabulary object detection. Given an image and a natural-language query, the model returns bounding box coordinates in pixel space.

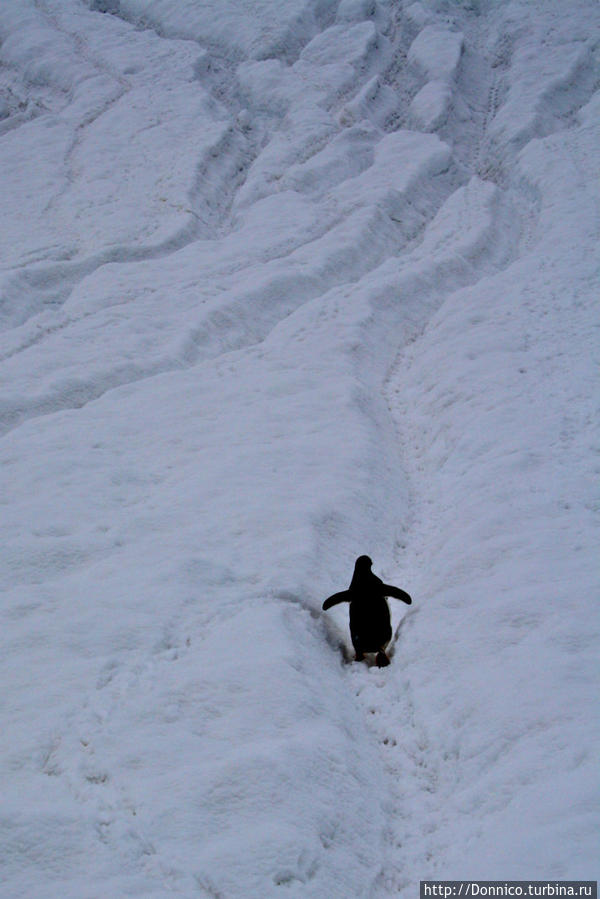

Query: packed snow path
[1,1,598,896]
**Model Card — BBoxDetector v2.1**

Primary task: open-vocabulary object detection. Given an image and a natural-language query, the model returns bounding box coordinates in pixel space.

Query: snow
[1,0,598,895]
[407,25,464,82]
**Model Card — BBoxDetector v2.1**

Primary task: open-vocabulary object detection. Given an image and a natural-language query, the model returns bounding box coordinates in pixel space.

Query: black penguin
[322,555,412,667]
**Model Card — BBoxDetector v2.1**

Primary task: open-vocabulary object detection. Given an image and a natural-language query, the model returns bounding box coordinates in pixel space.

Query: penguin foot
[376,651,390,668]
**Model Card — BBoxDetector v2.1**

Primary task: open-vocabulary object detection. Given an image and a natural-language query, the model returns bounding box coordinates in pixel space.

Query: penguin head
[355,555,373,570]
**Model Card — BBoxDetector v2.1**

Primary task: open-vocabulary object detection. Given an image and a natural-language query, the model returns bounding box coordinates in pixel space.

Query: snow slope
[0,0,598,895]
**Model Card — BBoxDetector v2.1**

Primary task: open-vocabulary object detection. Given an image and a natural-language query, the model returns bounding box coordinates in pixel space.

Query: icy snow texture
[0,0,598,895]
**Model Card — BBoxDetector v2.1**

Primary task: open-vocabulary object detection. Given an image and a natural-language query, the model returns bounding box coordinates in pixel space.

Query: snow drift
[0,0,598,895]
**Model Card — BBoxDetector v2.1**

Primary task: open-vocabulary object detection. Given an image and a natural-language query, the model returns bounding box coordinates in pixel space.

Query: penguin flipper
[322,590,351,611]
[383,583,412,604]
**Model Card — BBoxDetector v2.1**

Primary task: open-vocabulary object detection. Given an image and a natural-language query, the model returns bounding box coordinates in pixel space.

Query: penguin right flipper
[322,590,351,611]
[383,584,412,604]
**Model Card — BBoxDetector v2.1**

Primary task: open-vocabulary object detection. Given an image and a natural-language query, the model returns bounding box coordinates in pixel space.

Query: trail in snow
[0,0,598,896]
[370,2,600,889]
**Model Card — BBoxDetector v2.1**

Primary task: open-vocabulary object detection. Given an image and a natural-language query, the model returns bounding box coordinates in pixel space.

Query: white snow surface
[1,0,598,895]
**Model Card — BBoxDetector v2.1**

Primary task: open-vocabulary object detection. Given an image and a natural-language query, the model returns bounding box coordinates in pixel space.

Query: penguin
[322,555,412,667]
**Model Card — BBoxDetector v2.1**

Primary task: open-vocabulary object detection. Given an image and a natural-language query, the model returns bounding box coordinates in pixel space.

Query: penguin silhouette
[322,555,412,667]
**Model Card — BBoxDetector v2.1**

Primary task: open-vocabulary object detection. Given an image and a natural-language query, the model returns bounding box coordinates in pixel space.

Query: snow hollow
[0,0,598,895]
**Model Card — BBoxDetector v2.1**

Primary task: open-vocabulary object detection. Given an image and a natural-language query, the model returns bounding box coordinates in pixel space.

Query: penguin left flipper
[322,590,351,611]
[382,584,412,604]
